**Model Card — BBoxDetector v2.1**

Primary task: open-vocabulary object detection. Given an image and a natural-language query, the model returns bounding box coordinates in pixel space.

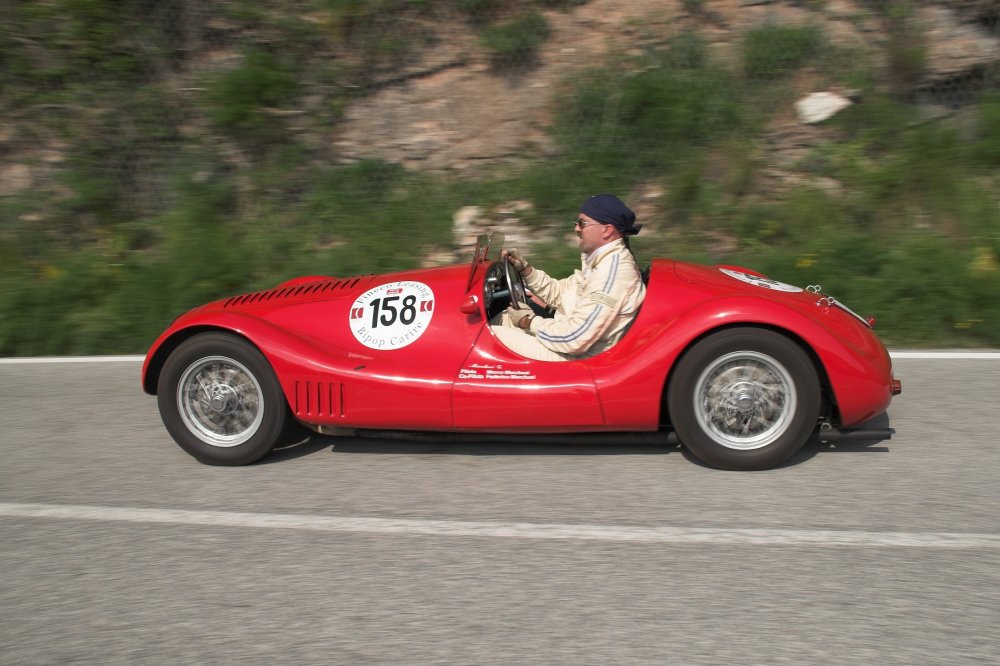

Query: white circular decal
[720,268,803,293]
[349,281,435,350]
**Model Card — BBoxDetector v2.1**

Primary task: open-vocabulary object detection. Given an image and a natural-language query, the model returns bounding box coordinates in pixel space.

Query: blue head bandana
[580,194,641,236]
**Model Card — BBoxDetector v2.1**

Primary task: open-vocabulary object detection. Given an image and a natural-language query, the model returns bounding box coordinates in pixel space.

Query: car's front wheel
[668,328,820,471]
[157,332,288,465]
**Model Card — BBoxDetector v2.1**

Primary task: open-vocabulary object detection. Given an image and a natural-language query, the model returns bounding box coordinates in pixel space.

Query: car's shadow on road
[683,413,894,470]
[778,412,893,469]
[270,436,681,461]
[264,413,894,467]
[666,434,891,470]
[337,440,681,457]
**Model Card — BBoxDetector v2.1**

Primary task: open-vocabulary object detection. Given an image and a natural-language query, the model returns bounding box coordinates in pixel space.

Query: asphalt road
[1,355,998,664]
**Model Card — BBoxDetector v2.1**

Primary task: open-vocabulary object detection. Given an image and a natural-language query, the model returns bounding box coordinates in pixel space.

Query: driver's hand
[502,248,532,276]
[505,304,534,329]
[506,305,535,331]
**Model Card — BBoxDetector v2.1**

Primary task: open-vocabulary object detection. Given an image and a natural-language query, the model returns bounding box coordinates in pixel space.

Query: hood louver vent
[222,276,368,309]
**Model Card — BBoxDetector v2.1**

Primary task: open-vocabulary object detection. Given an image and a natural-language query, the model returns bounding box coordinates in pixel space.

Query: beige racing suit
[492,239,646,361]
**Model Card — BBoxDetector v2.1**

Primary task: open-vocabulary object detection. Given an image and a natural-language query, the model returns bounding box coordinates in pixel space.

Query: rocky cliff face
[2,0,997,209]
[311,0,1000,256]
[332,0,1000,174]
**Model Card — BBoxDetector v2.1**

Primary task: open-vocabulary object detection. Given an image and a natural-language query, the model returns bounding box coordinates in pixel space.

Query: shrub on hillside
[743,24,823,80]
[204,50,300,149]
[480,11,551,70]
[974,92,1000,167]
[557,36,745,172]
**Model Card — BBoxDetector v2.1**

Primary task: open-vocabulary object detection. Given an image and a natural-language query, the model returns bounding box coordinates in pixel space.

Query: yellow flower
[970,247,998,273]
[795,254,817,269]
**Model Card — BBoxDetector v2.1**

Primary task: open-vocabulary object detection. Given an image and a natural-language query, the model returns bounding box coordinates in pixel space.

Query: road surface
[1,354,998,664]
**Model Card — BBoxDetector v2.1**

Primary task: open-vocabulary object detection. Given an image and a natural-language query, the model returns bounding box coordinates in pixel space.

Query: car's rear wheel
[157,332,287,465]
[668,327,820,471]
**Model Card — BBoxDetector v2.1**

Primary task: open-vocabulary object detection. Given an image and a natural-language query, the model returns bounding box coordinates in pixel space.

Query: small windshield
[467,231,505,291]
[481,231,504,262]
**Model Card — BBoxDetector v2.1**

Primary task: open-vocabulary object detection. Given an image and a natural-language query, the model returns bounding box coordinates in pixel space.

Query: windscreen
[466,231,505,291]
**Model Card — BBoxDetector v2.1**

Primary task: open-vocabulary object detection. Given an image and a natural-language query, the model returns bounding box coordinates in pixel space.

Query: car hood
[193,263,472,316]
[674,261,822,307]
[671,259,875,332]
[214,274,379,312]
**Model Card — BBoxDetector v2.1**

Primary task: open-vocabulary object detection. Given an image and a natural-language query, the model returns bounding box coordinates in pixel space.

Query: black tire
[157,332,288,465]
[668,327,820,471]
[275,418,313,449]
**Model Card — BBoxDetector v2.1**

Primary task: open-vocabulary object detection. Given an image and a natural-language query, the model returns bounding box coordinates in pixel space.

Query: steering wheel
[504,256,528,310]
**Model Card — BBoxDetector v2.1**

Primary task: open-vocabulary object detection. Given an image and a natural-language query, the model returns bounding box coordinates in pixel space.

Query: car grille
[293,380,343,418]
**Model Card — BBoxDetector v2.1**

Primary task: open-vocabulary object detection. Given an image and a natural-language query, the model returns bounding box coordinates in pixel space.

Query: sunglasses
[573,218,604,229]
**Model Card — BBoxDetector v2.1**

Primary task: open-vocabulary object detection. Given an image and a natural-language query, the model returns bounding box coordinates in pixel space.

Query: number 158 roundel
[142,232,899,470]
[349,281,434,350]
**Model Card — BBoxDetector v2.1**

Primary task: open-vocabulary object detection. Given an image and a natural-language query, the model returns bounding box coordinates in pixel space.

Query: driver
[492,193,646,362]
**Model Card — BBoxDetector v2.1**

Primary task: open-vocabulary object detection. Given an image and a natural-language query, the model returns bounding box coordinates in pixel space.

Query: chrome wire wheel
[176,355,264,448]
[693,350,796,451]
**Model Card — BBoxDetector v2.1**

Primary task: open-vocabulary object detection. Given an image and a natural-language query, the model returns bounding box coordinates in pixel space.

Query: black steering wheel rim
[504,257,528,310]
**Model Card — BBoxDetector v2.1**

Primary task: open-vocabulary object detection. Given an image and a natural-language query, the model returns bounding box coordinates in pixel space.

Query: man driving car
[492,193,646,361]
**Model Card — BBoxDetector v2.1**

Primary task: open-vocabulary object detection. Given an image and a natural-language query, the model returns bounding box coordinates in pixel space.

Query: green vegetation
[1,0,998,354]
[480,11,551,69]
[682,0,705,14]
[874,0,928,96]
[743,23,824,80]
[974,92,1000,167]
[554,36,745,187]
[205,50,300,147]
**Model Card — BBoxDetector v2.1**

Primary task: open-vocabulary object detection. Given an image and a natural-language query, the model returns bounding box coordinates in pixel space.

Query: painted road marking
[0,355,146,364]
[2,502,997,549]
[889,351,1000,359]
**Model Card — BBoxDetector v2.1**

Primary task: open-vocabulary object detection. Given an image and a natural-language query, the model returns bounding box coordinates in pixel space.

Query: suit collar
[584,238,625,268]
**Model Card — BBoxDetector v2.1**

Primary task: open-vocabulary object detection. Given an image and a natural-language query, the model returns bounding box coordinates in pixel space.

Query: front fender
[141,310,358,399]
[596,295,893,428]
[667,296,892,425]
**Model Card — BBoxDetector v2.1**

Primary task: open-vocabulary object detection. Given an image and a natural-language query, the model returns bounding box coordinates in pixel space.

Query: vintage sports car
[142,232,900,471]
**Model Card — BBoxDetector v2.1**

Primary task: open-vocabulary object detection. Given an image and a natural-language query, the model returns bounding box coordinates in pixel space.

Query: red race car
[142,232,900,470]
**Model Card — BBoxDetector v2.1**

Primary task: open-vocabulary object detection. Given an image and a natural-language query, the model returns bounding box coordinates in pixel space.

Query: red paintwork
[142,246,897,433]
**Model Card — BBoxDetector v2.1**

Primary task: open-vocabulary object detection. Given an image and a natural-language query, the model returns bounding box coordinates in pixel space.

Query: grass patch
[743,23,824,80]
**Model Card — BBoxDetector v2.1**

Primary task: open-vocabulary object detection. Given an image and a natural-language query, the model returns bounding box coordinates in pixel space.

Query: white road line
[2,502,998,549]
[889,351,1000,359]
[0,355,146,364]
[2,352,1000,364]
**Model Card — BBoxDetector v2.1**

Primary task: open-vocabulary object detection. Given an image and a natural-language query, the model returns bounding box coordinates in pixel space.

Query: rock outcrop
[332,0,1000,174]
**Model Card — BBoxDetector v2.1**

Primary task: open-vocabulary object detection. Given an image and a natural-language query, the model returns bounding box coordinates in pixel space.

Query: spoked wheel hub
[207,384,240,413]
[177,355,264,448]
[693,351,796,451]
